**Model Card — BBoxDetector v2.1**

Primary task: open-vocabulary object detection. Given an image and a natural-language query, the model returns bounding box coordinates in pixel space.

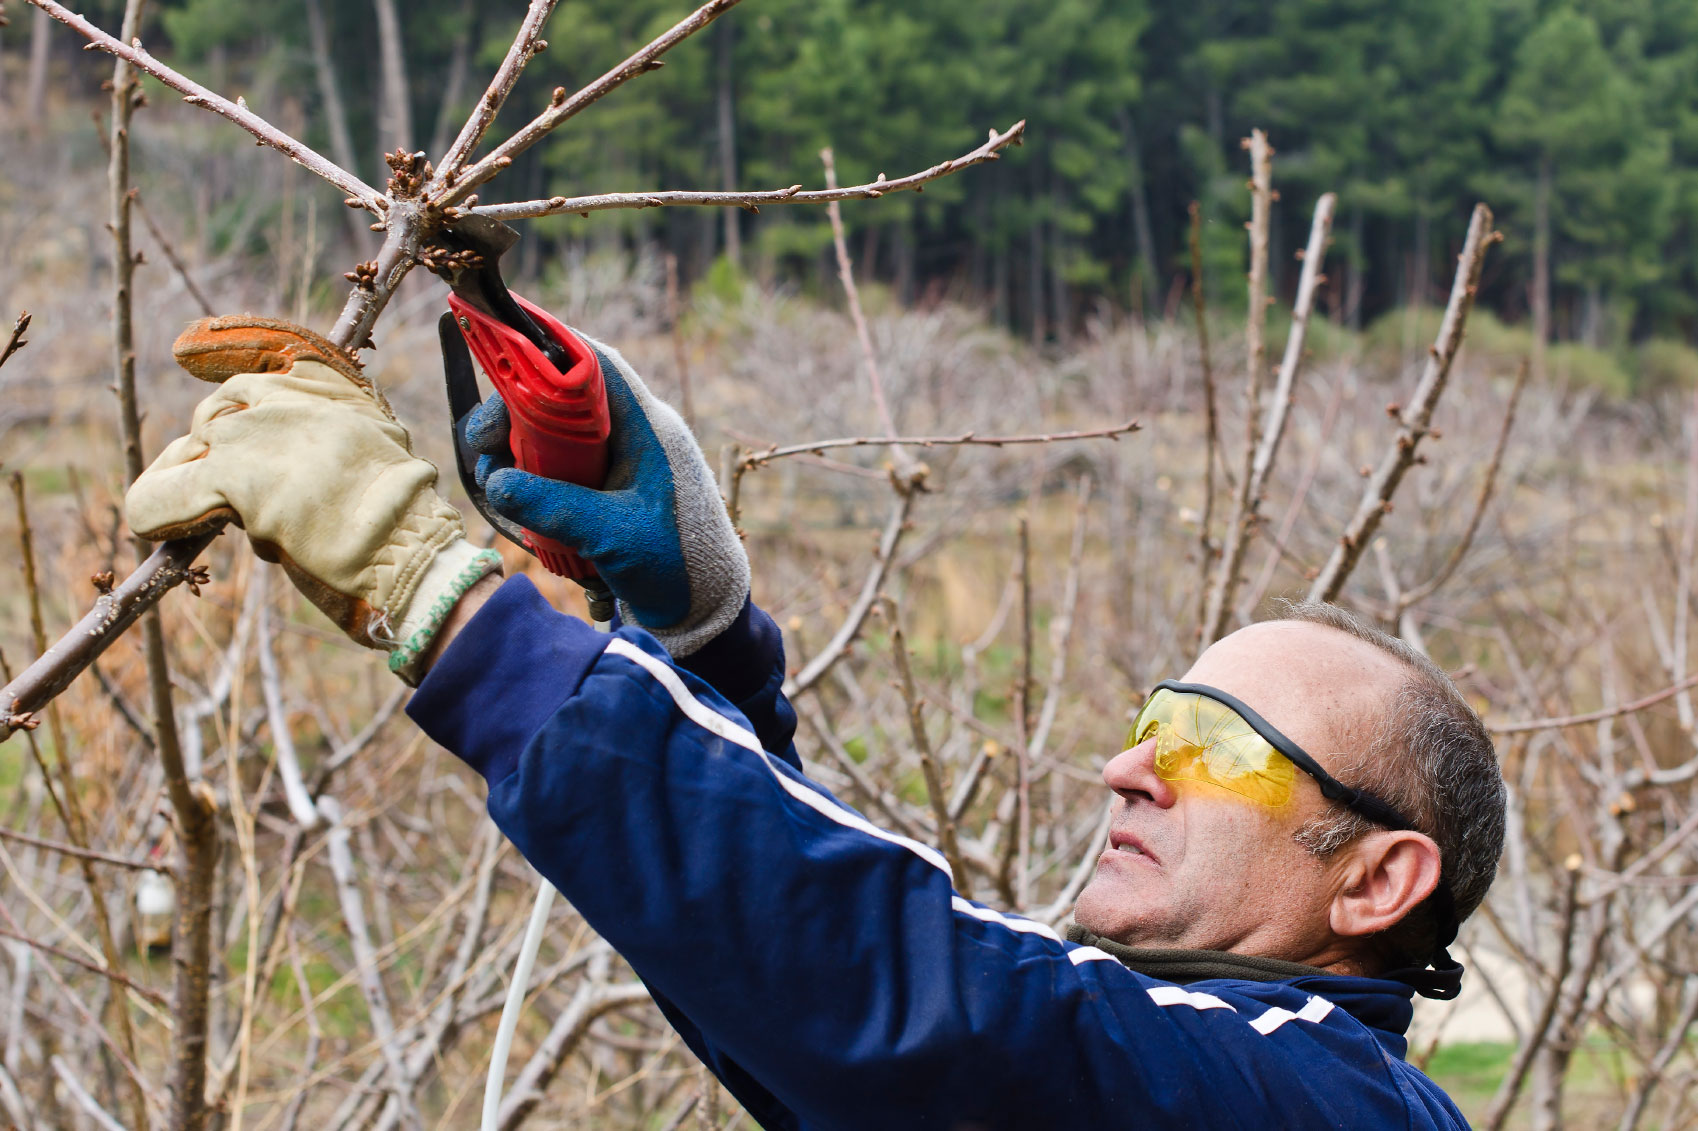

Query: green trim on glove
[388,546,506,685]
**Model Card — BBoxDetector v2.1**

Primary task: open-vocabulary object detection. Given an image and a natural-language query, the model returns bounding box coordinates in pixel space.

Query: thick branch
[26,0,384,209]
[469,121,1026,220]
[1307,203,1498,603]
[0,533,214,741]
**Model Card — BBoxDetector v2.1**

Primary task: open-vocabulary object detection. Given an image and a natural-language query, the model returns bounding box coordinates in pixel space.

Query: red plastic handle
[448,292,610,579]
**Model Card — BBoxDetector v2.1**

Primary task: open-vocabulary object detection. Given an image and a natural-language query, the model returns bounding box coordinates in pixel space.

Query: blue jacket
[408,577,1471,1130]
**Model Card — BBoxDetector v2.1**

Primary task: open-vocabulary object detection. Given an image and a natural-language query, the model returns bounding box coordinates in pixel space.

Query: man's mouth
[1107,830,1155,863]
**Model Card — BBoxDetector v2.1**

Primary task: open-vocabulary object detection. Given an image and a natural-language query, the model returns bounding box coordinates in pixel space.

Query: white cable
[482,616,611,1131]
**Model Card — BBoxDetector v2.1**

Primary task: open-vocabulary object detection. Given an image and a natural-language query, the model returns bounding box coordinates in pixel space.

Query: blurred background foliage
[10,0,1698,393]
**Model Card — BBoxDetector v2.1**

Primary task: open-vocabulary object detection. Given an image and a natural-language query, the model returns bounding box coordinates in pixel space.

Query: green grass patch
[1424,1040,1511,1105]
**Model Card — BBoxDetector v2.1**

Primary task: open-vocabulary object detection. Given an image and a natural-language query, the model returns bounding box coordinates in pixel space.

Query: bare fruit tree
[4,3,1698,1129]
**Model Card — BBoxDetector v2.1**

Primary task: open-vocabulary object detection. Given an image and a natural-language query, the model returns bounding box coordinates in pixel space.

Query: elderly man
[129,314,1505,1130]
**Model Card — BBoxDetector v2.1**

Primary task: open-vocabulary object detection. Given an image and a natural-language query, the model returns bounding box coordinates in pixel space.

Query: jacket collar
[1065,925,1417,1058]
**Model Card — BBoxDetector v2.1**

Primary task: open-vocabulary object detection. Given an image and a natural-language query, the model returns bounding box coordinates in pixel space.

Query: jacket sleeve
[672,595,800,771]
[408,577,1437,1131]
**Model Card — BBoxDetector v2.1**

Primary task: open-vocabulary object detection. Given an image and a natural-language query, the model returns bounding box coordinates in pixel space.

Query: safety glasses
[1127,680,1413,830]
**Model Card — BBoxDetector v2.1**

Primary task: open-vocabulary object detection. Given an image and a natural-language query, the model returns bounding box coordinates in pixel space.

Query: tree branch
[0,929,170,1009]
[1396,357,1530,610]
[432,0,560,183]
[442,0,749,207]
[0,824,167,872]
[25,0,384,209]
[1488,672,1698,736]
[1306,203,1499,603]
[469,121,1026,220]
[738,420,1139,468]
[784,478,921,698]
[0,311,28,370]
[878,596,972,896]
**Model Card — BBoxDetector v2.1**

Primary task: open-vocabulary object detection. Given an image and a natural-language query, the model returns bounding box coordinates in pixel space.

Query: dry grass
[3,108,1697,1129]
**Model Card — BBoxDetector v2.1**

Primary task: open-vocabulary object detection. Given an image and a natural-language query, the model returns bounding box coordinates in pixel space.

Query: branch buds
[344,260,380,291]
[383,149,432,199]
[417,244,485,273]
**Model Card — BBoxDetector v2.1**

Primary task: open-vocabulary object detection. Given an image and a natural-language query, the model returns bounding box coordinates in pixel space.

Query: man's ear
[1328,831,1442,940]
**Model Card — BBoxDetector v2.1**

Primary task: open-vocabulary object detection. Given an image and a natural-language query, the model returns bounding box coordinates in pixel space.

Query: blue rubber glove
[463,334,749,657]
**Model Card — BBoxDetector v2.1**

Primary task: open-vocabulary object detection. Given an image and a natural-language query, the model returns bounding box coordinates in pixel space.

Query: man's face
[1072,621,1406,964]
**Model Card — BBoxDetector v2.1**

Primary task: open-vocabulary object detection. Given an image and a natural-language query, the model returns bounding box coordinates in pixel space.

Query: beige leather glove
[126,315,502,682]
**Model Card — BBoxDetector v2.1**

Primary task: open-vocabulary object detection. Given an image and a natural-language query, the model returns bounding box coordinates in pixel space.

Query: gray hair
[1274,601,1506,967]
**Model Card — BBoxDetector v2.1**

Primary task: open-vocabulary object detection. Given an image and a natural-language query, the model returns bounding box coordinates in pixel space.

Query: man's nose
[1102,737,1178,807]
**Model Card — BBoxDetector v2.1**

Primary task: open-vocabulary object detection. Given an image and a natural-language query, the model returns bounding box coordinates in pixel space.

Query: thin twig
[1011,514,1034,907]
[1482,863,1581,1131]
[784,481,921,697]
[0,929,169,1008]
[1307,203,1499,603]
[496,982,652,1131]
[1238,371,1345,615]
[0,311,28,370]
[1617,975,1698,1131]
[26,0,383,209]
[470,122,1026,221]
[256,567,321,828]
[822,145,906,471]
[878,596,972,895]
[321,798,422,1130]
[738,420,1140,468]
[1397,357,1530,610]
[10,472,149,1128]
[50,1056,127,1131]
[0,825,167,872]
[431,0,560,183]
[135,198,215,316]
[1488,670,1698,734]
[1190,201,1217,639]
[442,0,749,207]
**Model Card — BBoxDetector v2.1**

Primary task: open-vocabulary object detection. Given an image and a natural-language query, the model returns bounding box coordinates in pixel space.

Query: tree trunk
[372,0,413,152]
[1412,206,1431,308]
[1345,205,1365,331]
[1028,205,1045,345]
[26,4,51,135]
[896,214,916,306]
[427,0,476,160]
[716,17,740,266]
[1119,109,1160,318]
[306,0,365,244]
[993,238,1009,330]
[1532,153,1551,384]
[1049,192,1069,348]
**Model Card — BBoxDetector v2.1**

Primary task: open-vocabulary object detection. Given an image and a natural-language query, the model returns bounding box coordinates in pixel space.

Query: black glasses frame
[1146,680,1416,832]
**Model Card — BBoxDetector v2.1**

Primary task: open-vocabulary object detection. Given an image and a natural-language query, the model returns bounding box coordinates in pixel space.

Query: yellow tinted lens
[1136,690,1296,806]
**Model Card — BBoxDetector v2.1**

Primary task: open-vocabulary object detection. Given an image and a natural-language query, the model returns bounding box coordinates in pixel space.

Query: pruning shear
[428,215,616,621]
